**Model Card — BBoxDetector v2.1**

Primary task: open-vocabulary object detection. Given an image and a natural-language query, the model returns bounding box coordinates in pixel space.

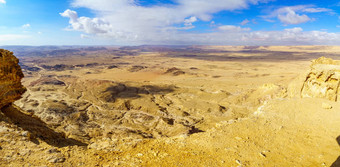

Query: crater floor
[1,45,340,166]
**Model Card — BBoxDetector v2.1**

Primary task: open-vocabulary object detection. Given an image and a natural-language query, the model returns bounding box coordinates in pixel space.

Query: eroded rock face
[0,49,26,109]
[301,57,340,101]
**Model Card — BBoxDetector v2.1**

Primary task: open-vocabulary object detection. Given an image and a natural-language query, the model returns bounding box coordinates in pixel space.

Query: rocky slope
[0,49,26,109]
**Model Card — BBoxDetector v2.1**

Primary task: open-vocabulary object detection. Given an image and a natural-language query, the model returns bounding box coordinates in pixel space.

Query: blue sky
[1,0,340,45]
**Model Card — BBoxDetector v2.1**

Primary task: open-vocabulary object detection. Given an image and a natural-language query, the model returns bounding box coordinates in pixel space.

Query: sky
[1,0,340,45]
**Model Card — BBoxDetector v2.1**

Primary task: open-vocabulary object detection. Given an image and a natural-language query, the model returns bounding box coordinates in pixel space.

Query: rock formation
[164,67,186,76]
[301,57,340,101]
[0,49,26,109]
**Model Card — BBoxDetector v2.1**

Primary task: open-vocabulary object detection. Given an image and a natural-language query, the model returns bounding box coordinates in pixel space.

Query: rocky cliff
[0,49,26,109]
[301,57,340,101]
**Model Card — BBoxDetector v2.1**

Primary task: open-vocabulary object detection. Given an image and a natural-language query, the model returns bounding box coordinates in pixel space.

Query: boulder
[0,49,26,109]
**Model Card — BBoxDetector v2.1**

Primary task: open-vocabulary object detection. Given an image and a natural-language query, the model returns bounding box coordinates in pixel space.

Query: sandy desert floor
[1,45,340,166]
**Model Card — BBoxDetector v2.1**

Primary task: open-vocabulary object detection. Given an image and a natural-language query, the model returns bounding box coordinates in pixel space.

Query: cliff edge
[0,49,26,109]
[301,56,340,101]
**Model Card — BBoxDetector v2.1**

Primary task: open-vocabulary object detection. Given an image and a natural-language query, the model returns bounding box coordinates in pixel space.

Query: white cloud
[22,24,31,29]
[193,28,340,45]
[277,8,310,25]
[265,5,332,25]
[60,9,112,34]
[170,16,198,30]
[0,0,6,4]
[61,0,270,41]
[240,19,250,25]
[71,0,267,21]
[60,1,340,45]
[60,9,77,23]
[284,27,303,33]
[148,28,340,46]
[218,25,250,32]
[302,8,331,13]
[184,16,197,27]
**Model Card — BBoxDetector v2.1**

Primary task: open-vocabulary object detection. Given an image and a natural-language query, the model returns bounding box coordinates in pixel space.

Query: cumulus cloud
[192,28,340,45]
[60,9,112,34]
[60,1,340,45]
[277,8,310,24]
[60,9,77,23]
[150,28,340,46]
[284,27,303,33]
[0,0,5,4]
[61,0,270,42]
[266,5,332,25]
[243,28,340,45]
[218,25,250,32]
[184,16,197,27]
[70,0,267,21]
[22,24,31,29]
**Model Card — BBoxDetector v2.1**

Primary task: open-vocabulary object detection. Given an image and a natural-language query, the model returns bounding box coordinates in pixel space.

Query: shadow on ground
[331,136,340,167]
[1,105,88,148]
[101,84,176,101]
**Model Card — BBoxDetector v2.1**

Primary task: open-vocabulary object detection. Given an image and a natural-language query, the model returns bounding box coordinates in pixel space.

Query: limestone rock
[0,49,26,109]
[301,57,340,101]
[322,102,332,109]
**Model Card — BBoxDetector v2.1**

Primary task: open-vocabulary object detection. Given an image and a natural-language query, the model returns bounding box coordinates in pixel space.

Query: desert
[2,0,340,166]
[0,45,339,166]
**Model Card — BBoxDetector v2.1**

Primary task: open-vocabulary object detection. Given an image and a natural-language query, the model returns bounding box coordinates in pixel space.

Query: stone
[259,152,267,157]
[47,155,65,163]
[236,160,242,165]
[0,49,26,109]
[322,102,332,109]
[46,149,65,163]
[21,131,29,137]
[46,148,59,154]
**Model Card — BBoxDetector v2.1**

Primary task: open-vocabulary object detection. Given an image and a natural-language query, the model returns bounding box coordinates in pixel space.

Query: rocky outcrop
[0,49,26,109]
[301,57,340,101]
[164,67,186,76]
[29,77,66,87]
